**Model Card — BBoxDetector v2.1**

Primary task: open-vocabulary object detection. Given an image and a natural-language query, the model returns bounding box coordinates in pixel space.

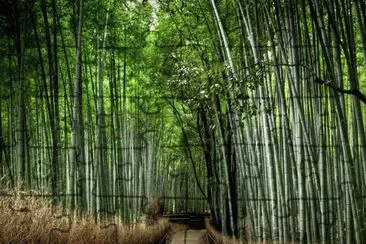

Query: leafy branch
[314,77,366,104]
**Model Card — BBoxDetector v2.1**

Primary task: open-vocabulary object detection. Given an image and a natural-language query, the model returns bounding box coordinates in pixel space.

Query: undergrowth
[0,189,169,243]
[205,218,243,244]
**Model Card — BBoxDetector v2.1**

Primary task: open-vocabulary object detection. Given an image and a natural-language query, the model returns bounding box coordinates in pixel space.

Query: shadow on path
[169,229,207,244]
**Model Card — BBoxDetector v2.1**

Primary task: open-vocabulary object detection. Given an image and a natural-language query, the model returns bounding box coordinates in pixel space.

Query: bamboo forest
[1,0,366,243]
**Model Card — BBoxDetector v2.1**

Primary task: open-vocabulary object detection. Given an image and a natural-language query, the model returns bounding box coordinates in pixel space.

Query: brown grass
[205,218,243,244]
[0,189,170,243]
[205,218,298,244]
[146,197,164,225]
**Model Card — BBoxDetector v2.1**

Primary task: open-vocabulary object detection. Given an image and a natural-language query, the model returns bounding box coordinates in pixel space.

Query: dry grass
[205,219,298,244]
[0,189,170,243]
[146,197,164,225]
[205,218,243,244]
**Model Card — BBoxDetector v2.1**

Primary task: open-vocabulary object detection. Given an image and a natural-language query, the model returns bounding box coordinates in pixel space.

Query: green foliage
[1,0,366,242]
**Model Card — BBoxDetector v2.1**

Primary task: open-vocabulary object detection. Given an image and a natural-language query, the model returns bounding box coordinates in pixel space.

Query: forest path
[169,229,207,244]
[164,213,210,243]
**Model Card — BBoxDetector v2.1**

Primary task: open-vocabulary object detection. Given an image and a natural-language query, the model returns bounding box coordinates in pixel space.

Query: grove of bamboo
[0,0,365,243]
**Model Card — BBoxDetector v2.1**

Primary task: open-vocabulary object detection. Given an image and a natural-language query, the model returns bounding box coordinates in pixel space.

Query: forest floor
[0,189,284,244]
[169,229,207,244]
[0,189,169,243]
[166,217,241,244]
[0,189,245,243]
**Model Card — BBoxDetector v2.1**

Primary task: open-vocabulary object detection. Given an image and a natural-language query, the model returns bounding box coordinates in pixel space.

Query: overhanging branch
[314,78,366,104]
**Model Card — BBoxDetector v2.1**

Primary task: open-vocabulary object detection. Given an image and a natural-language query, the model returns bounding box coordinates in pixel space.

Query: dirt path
[169,229,207,244]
